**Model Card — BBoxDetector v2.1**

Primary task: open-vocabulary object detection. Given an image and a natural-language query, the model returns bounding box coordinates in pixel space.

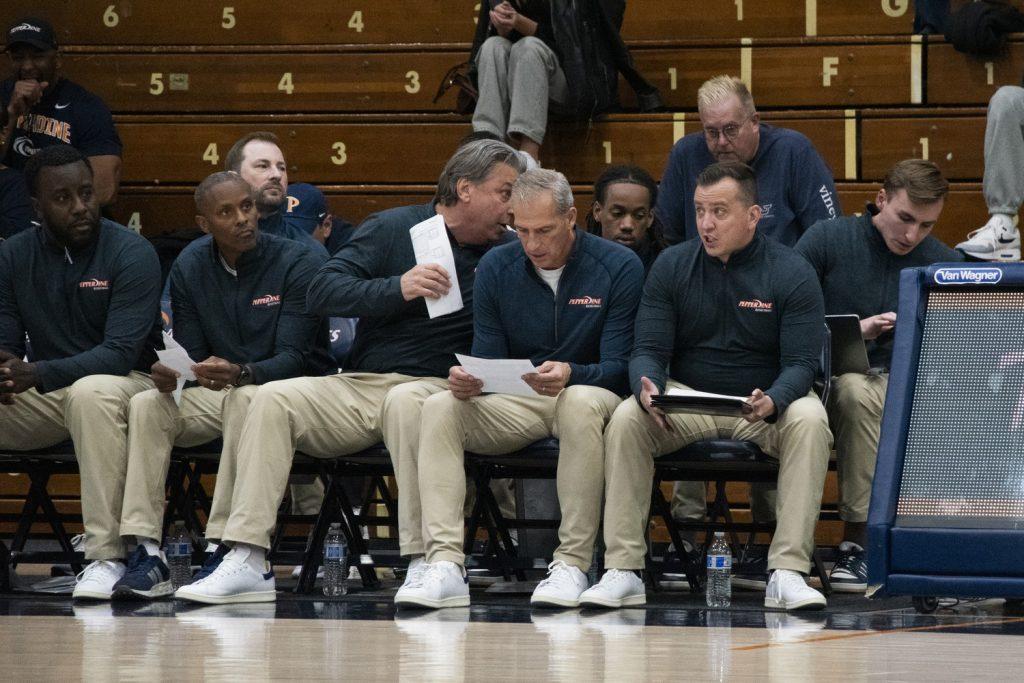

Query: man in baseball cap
[1,17,123,206]
[285,182,333,245]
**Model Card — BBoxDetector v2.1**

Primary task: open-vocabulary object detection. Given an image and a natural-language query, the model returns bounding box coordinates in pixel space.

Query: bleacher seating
[0,0,1013,552]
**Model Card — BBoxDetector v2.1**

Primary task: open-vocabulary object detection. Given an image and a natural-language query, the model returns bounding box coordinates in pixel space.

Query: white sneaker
[72,560,126,600]
[394,561,469,609]
[531,560,589,608]
[764,569,827,611]
[578,569,646,608]
[956,214,1020,261]
[289,565,325,580]
[399,556,429,590]
[174,547,275,605]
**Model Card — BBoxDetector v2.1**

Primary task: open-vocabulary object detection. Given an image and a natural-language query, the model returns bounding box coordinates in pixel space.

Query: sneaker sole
[530,594,581,608]
[579,594,646,609]
[394,594,470,609]
[112,581,175,601]
[765,596,827,611]
[174,589,276,605]
[72,589,112,601]
[958,247,1021,261]
[828,581,867,594]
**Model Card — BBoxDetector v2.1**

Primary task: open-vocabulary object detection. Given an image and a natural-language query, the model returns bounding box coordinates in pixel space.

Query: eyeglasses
[703,116,752,142]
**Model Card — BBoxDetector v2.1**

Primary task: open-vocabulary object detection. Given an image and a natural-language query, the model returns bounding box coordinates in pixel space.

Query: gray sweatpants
[984,86,1024,215]
[472,35,568,146]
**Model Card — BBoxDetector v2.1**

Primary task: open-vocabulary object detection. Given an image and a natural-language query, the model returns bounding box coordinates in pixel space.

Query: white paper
[156,331,197,406]
[456,354,539,397]
[665,387,749,402]
[410,214,463,318]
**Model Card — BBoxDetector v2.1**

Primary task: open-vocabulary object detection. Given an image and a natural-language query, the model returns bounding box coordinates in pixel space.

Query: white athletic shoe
[764,569,827,611]
[956,214,1020,261]
[531,560,589,608]
[393,561,470,609]
[174,547,275,605]
[399,556,429,590]
[72,559,126,600]
[578,569,646,608]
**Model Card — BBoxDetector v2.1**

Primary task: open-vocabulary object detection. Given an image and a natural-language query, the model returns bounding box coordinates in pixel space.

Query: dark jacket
[473,229,644,395]
[0,219,162,392]
[631,234,825,421]
[795,208,963,368]
[307,203,507,378]
[170,232,334,384]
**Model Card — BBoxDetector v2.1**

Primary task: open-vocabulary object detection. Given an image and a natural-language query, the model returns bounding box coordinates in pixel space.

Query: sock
[138,537,161,557]
[205,541,219,553]
[228,543,267,572]
[407,554,425,569]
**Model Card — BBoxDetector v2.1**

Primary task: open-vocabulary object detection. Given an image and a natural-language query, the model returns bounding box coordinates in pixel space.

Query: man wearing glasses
[655,75,839,247]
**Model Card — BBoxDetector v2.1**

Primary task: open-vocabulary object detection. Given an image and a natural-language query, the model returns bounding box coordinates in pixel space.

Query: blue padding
[890,527,1024,576]
[926,261,1024,287]
[884,574,1024,599]
[868,267,928,589]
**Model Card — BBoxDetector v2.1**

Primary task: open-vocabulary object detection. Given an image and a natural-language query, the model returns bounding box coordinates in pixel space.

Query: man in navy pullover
[107,172,332,602]
[394,169,644,610]
[795,159,961,592]
[0,145,161,599]
[582,162,833,611]
[174,139,526,605]
[655,75,838,247]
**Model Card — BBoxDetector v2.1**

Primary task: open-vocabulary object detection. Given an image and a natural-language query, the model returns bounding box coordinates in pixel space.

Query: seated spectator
[586,164,666,273]
[394,169,643,609]
[284,182,356,255]
[1,19,122,206]
[956,86,1024,261]
[795,159,961,592]
[0,145,161,600]
[109,171,333,601]
[582,162,831,611]
[656,75,839,246]
[471,1,566,165]
[223,132,328,257]
[173,139,525,604]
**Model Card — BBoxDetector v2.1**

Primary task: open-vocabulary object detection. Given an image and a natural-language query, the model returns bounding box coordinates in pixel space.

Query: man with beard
[223,131,328,257]
[0,144,162,599]
[1,18,122,206]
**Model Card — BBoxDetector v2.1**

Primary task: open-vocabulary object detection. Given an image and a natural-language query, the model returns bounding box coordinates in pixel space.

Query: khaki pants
[828,372,887,523]
[118,385,258,543]
[221,373,446,550]
[418,385,622,571]
[602,382,832,574]
[0,372,152,560]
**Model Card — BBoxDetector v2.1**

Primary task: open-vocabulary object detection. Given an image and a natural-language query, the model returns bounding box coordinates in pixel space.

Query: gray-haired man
[175,139,526,604]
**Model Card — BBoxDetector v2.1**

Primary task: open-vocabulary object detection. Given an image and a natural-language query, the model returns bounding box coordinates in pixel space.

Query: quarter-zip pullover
[0,219,162,392]
[169,232,334,383]
[631,233,825,420]
[307,203,508,378]
[472,229,643,395]
[795,207,962,368]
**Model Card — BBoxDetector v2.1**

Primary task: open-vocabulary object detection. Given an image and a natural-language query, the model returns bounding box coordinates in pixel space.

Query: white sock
[228,543,267,572]
[408,555,425,569]
[205,542,219,553]
[138,537,161,557]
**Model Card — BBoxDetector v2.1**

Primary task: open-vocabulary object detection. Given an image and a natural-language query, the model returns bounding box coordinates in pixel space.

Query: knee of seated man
[557,384,615,418]
[992,84,1024,110]
[605,396,650,437]
[381,380,429,415]
[781,395,830,431]
[421,386,466,416]
[481,34,513,56]
[831,374,880,417]
[65,374,129,405]
[128,386,164,413]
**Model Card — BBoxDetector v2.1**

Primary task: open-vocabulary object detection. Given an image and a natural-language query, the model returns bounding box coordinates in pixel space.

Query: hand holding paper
[156,332,197,406]
[410,214,463,318]
[455,354,538,397]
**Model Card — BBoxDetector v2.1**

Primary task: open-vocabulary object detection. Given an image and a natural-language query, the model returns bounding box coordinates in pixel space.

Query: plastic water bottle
[165,522,193,590]
[323,523,348,596]
[706,531,732,607]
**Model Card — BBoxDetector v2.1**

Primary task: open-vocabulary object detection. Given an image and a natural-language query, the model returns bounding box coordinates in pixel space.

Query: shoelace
[833,552,865,575]
[539,560,575,588]
[76,560,120,584]
[597,569,635,588]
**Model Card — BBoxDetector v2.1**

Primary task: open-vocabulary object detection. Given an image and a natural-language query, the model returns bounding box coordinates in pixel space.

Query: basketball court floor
[2,569,1022,681]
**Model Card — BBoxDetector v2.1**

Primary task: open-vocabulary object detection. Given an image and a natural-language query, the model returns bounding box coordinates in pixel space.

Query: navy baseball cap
[6,18,58,51]
[284,183,329,234]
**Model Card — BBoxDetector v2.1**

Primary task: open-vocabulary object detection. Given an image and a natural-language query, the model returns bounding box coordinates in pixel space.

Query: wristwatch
[234,364,253,387]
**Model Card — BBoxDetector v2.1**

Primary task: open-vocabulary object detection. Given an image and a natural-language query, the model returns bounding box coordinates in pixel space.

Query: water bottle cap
[329,522,341,531]
[713,531,724,538]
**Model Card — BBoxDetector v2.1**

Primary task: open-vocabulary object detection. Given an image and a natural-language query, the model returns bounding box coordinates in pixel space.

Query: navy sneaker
[191,544,230,583]
[732,545,769,591]
[112,546,173,600]
[828,542,867,593]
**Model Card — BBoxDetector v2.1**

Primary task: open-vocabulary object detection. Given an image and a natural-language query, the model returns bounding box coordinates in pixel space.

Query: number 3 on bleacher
[331,142,348,166]
[405,71,420,94]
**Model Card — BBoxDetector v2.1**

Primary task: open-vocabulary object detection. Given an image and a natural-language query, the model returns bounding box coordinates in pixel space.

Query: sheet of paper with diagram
[409,214,463,318]
[455,354,539,397]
